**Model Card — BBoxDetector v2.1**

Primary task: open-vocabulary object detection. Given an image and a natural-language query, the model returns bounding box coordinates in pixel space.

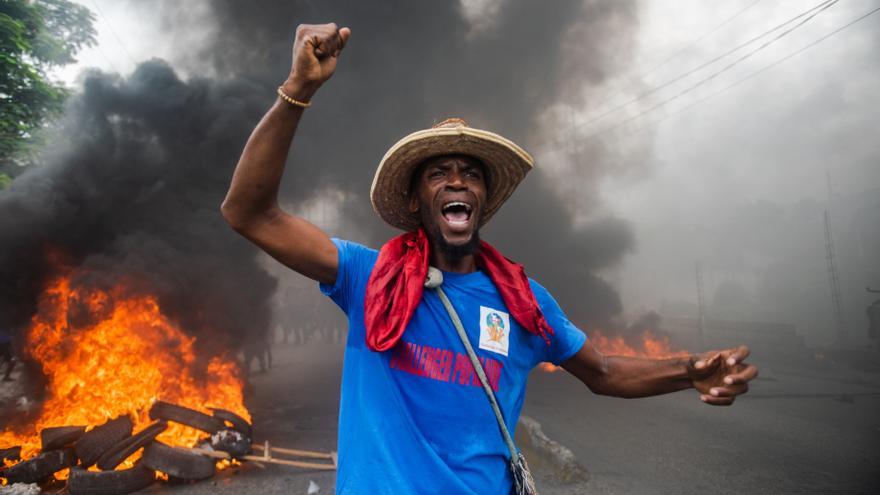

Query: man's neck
[430,245,478,273]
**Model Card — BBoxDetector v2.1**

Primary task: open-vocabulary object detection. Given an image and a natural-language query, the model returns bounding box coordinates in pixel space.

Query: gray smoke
[0,1,646,349]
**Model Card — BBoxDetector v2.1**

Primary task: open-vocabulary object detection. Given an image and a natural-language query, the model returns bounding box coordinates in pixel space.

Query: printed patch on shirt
[479,306,510,357]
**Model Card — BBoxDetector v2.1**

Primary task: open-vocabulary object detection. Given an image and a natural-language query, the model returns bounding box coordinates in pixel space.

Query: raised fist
[284,23,351,99]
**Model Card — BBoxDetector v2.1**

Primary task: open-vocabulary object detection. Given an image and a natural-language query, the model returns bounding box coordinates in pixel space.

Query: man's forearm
[564,341,756,405]
[221,81,314,229]
[572,353,694,399]
[601,355,694,398]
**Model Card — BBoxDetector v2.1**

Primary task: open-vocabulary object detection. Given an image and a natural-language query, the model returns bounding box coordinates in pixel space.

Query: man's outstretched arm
[561,341,758,406]
[221,23,350,285]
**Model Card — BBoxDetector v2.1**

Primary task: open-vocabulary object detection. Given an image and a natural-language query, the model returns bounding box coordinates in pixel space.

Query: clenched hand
[283,23,351,101]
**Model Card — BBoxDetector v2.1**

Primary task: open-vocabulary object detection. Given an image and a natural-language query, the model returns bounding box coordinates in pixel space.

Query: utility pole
[867,287,880,347]
[825,171,847,345]
[695,261,706,348]
[824,209,847,344]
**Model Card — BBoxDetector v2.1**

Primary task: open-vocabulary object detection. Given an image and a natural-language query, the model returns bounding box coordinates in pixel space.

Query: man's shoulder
[333,237,378,256]
[527,277,553,300]
[332,238,379,273]
[320,238,378,303]
[526,277,568,315]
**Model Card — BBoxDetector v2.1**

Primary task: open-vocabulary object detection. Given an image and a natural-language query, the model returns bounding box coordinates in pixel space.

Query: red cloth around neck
[364,228,554,352]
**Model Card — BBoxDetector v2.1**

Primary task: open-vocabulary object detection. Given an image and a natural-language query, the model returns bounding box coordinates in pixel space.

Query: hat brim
[371,126,534,231]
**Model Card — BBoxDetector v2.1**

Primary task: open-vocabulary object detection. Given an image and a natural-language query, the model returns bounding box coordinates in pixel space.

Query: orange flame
[0,274,249,472]
[539,329,688,372]
[589,329,688,358]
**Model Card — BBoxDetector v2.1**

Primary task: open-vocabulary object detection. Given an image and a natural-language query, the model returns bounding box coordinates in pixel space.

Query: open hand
[284,23,351,100]
[687,345,757,406]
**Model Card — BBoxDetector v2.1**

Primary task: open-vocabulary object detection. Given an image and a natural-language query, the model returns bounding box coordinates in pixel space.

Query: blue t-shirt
[320,239,587,495]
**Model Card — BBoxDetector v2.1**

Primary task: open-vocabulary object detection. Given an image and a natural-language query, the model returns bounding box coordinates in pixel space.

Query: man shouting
[222,23,758,495]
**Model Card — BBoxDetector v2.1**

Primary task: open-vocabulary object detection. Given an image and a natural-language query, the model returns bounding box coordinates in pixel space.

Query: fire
[589,329,688,358]
[0,274,249,471]
[539,329,688,372]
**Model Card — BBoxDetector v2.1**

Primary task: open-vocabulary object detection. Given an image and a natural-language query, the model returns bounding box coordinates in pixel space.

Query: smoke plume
[0,62,277,350]
[0,0,646,349]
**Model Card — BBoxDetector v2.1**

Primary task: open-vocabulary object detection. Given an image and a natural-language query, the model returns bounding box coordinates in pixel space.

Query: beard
[422,216,481,262]
[436,228,481,260]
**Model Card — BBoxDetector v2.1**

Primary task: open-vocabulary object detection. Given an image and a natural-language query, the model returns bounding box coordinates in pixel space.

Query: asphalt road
[5,340,873,494]
[523,362,880,494]
[141,340,879,495]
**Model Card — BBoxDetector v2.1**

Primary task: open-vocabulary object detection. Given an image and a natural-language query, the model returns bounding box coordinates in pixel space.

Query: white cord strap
[425,267,537,494]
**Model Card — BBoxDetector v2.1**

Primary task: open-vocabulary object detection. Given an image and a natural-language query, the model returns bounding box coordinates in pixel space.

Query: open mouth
[441,201,473,227]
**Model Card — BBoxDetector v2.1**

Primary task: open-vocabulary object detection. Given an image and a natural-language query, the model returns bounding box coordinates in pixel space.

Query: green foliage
[0,172,11,189]
[0,0,96,166]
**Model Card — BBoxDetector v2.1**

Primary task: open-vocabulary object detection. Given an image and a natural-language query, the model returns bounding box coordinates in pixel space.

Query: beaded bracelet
[276,86,312,108]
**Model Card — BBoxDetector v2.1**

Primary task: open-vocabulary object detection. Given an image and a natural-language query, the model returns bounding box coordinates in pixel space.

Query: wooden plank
[245,457,335,470]
[187,448,336,471]
[252,444,333,459]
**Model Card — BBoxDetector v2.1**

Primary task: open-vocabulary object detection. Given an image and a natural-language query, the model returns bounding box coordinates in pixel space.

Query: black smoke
[0,1,646,350]
[0,62,277,350]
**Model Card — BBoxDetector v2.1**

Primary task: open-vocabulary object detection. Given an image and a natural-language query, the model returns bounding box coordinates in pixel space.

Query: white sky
[55,0,215,84]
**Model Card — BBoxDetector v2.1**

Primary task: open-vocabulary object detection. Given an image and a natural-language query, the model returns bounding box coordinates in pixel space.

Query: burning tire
[209,407,252,437]
[67,464,155,495]
[0,446,21,462]
[75,416,134,468]
[41,425,87,451]
[149,401,224,434]
[0,448,76,484]
[141,441,215,481]
[96,420,167,471]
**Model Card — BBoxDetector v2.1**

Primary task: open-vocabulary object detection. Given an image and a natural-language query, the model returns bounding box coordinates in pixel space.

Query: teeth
[443,201,472,212]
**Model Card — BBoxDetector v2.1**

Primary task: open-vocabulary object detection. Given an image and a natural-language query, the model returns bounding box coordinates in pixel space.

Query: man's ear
[408,193,419,213]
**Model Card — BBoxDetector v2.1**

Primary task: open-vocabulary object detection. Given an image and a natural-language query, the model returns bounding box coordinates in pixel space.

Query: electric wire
[560,4,880,147]
[573,0,840,142]
[602,0,763,107]
[649,4,880,130]
[89,0,136,67]
[561,0,838,139]
[640,0,763,80]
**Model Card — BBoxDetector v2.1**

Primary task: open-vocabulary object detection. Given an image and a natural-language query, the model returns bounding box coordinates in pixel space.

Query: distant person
[867,288,880,345]
[222,23,758,494]
[280,323,295,344]
[242,335,272,376]
[0,330,14,382]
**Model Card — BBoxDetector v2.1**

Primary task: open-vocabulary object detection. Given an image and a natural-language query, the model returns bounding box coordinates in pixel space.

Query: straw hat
[370,118,534,231]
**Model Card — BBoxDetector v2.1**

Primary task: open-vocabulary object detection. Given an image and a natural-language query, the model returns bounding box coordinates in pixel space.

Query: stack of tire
[0,402,252,495]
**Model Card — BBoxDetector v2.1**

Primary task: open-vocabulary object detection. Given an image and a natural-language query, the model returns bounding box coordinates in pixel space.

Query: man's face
[409,155,488,255]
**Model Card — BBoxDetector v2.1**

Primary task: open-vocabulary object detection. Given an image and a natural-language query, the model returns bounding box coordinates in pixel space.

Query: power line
[640,0,764,80]
[86,40,122,76]
[558,0,837,140]
[576,0,840,141]
[89,0,136,67]
[620,4,880,141]
[600,0,764,106]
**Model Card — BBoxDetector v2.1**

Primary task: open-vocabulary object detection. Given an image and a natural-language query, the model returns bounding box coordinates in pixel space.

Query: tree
[0,0,96,186]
